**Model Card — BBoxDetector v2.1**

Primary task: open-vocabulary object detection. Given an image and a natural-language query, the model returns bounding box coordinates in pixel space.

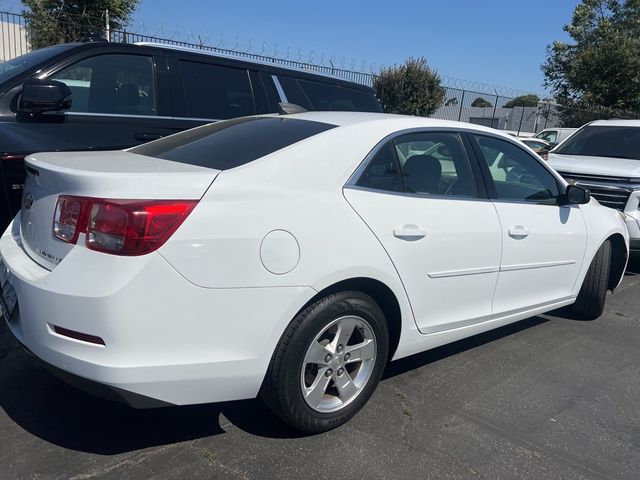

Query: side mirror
[564,185,590,205]
[19,77,72,114]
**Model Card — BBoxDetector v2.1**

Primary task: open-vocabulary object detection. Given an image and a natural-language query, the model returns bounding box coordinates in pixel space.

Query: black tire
[261,291,389,433]
[569,240,612,319]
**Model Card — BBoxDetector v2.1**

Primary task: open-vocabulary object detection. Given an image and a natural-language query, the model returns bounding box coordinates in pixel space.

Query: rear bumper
[1,218,314,406]
[9,330,169,408]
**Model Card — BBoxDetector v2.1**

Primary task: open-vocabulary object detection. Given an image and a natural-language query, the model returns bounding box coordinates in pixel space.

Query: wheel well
[303,278,402,360]
[607,233,627,291]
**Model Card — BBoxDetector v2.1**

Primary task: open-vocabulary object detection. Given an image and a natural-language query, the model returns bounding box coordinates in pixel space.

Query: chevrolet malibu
[0,112,629,432]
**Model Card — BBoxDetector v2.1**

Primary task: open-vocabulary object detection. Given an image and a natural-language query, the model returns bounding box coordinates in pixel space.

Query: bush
[471,97,493,108]
[374,57,446,116]
[504,94,540,108]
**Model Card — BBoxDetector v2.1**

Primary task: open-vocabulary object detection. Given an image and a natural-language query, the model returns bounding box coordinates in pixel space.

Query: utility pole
[105,9,110,41]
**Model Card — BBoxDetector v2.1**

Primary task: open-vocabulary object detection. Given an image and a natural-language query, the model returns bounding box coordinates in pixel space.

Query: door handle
[508,226,530,239]
[135,132,164,141]
[393,224,426,240]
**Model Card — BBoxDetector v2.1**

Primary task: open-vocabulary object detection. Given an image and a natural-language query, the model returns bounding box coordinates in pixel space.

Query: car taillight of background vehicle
[53,196,197,255]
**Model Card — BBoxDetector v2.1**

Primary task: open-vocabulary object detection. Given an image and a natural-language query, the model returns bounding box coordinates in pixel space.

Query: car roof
[134,42,371,87]
[538,128,576,132]
[280,111,515,138]
[589,119,640,127]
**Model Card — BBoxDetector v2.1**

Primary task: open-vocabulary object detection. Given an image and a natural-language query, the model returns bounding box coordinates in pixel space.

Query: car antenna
[278,103,307,115]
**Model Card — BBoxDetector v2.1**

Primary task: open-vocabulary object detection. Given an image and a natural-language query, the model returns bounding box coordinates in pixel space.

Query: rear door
[470,133,587,315]
[344,130,502,334]
[168,56,260,131]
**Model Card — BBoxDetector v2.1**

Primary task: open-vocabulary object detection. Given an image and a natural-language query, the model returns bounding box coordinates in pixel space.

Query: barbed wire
[0,4,539,97]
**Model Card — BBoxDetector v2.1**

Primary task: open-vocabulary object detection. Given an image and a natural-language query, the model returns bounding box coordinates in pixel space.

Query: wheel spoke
[304,340,332,366]
[334,370,358,400]
[304,368,332,409]
[345,338,375,363]
[331,317,357,351]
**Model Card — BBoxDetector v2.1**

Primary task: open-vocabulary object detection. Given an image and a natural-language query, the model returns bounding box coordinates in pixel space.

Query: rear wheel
[261,291,388,433]
[569,240,611,319]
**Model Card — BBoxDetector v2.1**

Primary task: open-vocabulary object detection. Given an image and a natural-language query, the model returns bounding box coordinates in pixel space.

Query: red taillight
[53,196,197,256]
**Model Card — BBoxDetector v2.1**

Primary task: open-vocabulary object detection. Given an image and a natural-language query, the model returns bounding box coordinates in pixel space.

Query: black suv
[0,41,382,228]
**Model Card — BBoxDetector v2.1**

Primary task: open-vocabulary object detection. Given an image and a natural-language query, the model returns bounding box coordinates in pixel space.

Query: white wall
[0,21,29,62]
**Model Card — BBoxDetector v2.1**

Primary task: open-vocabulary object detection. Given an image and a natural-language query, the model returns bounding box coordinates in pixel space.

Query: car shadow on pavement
[382,316,548,379]
[1,315,550,453]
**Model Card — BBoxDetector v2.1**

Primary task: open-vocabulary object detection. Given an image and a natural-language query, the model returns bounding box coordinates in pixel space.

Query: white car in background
[548,119,640,253]
[535,127,577,148]
[1,112,629,432]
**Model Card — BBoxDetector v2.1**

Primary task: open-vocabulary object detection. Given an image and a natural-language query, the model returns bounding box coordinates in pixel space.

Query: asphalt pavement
[2,261,640,479]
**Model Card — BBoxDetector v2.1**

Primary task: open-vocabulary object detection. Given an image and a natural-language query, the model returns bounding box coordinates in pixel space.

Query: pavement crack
[190,445,249,480]
[392,387,414,446]
[65,444,179,480]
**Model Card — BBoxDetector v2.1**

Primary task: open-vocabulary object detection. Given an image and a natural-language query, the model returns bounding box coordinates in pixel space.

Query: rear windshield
[555,125,640,160]
[130,117,336,169]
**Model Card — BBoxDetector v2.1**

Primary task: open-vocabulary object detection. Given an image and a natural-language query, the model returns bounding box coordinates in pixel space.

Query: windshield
[0,45,72,85]
[554,125,640,160]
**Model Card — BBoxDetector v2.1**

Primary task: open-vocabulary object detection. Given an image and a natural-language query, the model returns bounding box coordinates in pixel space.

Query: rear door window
[178,60,255,119]
[130,117,336,169]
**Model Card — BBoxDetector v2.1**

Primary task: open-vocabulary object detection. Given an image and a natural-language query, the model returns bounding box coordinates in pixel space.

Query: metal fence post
[457,90,466,121]
[491,93,498,128]
[517,107,525,135]
[544,102,551,129]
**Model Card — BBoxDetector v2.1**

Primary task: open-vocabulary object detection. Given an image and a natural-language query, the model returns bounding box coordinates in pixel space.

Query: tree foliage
[374,57,446,116]
[471,97,493,108]
[542,0,640,125]
[504,94,540,108]
[23,0,140,49]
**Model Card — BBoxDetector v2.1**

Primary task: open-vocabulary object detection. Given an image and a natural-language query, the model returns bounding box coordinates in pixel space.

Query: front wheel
[569,240,612,319]
[261,291,389,433]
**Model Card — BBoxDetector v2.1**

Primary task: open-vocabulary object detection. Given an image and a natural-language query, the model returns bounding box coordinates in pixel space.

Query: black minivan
[0,41,382,228]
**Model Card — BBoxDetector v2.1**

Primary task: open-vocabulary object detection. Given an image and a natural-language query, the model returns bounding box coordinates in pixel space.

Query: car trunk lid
[20,150,219,270]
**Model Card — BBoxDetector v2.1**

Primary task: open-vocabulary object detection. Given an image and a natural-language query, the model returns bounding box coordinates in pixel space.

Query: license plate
[0,259,17,320]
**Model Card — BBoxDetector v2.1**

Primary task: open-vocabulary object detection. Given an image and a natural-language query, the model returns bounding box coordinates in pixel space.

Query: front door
[470,134,588,315]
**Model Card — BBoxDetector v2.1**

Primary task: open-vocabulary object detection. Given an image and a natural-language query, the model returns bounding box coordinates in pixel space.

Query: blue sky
[130,0,581,94]
[5,0,581,94]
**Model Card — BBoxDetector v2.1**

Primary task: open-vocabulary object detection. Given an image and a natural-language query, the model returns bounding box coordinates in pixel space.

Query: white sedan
[0,112,629,432]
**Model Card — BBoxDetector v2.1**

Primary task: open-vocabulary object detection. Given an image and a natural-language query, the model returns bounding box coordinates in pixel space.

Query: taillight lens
[53,196,90,244]
[53,196,197,256]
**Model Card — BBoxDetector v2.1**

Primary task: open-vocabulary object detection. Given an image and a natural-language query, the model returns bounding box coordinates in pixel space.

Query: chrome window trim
[64,111,222,122]
[272,75,288,103]
[343,184,489,203]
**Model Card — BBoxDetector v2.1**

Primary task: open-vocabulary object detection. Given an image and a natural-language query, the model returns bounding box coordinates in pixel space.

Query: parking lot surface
[2,263,640,480]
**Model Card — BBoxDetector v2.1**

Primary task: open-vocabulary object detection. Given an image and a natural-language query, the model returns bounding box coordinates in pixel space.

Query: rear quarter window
[130,117,336,169]
[279,76,382,112]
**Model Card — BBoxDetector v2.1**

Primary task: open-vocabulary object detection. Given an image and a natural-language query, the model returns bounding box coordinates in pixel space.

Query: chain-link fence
[1,9,562,134]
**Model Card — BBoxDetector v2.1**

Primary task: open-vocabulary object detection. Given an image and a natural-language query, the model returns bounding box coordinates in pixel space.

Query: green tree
[504,94,540,108]
[23,0,140,49]
[374,57,446,116]
[471,97,493,108]
[542,0,640,125]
